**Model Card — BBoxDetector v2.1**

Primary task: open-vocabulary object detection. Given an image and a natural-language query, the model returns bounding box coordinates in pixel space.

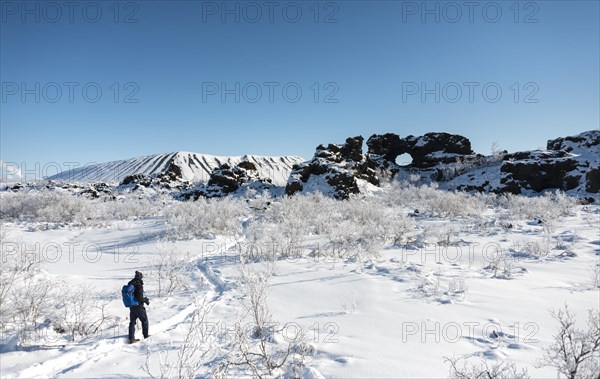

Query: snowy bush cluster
[380,182,491,218]
[500,191,577,223]
[236,193,390,263]
[0,191,91,224]
[232,185,579,270]
[163,197,246,240]
[1,185,581,280]
[0,191,164,226]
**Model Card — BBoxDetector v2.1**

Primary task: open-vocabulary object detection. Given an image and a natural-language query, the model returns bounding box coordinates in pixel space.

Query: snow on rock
[444,130,600,199]
[176,160,279,200]
[500,150,581,194]
[285,136,379,200]
[547,129,600,156]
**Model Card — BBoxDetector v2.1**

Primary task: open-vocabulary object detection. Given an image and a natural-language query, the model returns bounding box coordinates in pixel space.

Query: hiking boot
[128,338,140,344]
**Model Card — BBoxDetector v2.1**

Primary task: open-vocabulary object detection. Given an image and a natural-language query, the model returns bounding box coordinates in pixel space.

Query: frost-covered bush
[322,198,386,258]
[164,197,246,240]
[500,191,576,221]
[3,269,113,345]
[446,277,468,301]
[590,262,600,289]
[100,195,165,221]
[240,193,348,262]
[261,196,314,253]
[263,193,336,237]
[380,183,489,218]
[484,250,525,279]
[239,221,287,261]
[0,191,167,226]
[2,229,114,345]
[445,356,529,379]
[422,187,487,218]
[0,231,42,336]
[382,213,416,246]
[321,213,385,263]
[539,306,600,379]
[143,298,214,379]
[0,191,92,224]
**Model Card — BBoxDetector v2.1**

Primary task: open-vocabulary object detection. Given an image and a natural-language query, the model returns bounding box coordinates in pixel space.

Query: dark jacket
[128,278,145,307]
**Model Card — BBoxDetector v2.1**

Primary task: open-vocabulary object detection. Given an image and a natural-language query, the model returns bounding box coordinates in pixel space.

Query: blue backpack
[122,284,139,307]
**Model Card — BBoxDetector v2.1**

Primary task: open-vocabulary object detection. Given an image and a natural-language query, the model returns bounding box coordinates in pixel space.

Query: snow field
[0,185,598,378]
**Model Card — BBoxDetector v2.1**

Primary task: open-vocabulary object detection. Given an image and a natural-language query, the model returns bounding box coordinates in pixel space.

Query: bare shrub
[10,275,55,343]
[538,306,600,379]
[143,298,214,379]
[149,242,192,298]
[446,277,468,301]
[445,356,529,379]
[484,250,524,279]
[52,283,111,341]
[219,263,311,378]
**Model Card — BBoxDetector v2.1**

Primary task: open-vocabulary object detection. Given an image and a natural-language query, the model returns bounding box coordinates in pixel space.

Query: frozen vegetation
[0,183,599,378]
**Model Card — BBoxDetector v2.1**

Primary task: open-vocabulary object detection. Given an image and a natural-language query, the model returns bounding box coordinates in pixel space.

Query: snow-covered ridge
[46,152,305,186]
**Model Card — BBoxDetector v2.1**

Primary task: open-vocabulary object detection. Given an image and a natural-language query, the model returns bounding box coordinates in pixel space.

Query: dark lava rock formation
[177,160,275,200]
[367,132,474,169]
[444,130,599,197]
[289,130,598,199]
[285,136,379,200]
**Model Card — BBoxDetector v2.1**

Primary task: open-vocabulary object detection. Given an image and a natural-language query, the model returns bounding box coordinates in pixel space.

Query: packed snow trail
[16,259,228,379]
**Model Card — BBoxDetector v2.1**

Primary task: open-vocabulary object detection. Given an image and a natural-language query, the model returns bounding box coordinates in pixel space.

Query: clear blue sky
[1,0,599,172]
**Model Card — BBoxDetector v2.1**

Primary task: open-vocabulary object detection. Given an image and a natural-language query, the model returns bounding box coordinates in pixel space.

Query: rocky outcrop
[499,130,600,195]
[547,130,600,153]
[586,166,600,193]
[206,162,272,195]
[445,130,600,197]
[499,151,580,193]
[79,183,114,199]
[119,159,191,192]
[177,161,275,200]
[287,130,598,199]
[367,132,475,172]
[285,136,379,200]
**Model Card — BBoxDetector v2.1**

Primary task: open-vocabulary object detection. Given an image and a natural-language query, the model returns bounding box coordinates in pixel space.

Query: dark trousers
[129,305,149,339]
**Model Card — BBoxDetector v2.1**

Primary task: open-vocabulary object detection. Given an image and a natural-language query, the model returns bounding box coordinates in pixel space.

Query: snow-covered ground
[0,186,598,378]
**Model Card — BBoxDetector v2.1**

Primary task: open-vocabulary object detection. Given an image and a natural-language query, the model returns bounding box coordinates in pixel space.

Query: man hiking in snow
[128,271,150,343]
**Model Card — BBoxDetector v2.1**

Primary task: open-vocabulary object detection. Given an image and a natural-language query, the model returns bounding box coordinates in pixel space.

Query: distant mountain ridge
[46,152,304,186]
